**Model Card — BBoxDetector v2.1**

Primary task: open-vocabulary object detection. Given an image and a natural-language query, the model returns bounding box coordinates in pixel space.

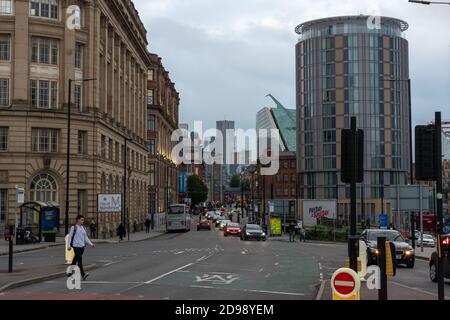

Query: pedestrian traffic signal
[341,129,364,183]
[415,125,438,181]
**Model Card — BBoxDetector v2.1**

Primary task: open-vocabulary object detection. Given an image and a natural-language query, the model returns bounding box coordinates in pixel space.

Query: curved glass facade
[296,16,411,205]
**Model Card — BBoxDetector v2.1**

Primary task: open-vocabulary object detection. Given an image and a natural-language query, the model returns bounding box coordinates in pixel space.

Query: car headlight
[246,232,251,236]
[370,248,380,255]
[262,233,266,237]
[405,249,414,256]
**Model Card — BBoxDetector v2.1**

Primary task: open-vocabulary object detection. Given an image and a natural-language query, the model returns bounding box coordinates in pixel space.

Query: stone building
[147,53,179,215]
[0,0,150,237]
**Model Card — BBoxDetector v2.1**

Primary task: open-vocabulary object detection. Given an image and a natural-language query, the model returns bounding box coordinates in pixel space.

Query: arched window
[30,173,58,202]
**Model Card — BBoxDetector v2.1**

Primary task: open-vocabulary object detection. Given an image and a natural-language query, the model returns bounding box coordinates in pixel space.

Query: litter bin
[16,228,25,245]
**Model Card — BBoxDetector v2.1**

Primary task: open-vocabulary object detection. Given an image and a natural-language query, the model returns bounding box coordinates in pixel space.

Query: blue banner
[179,172,187,194]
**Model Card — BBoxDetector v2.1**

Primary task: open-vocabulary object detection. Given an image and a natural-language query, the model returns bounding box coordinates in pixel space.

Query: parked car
[224,222,241,237]
[360,229,415,268]
[197,219,211,231]
[241,224,266,241]
[417,234,435,248]
[429,234,450,282]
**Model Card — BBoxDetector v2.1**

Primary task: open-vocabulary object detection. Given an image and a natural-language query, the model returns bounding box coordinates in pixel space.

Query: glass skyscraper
[295,15,411,221]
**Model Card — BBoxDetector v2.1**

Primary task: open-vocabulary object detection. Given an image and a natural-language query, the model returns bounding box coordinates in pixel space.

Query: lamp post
[409,0,450,4]
[123,137,132,240]
[384,77,413,185]
[65,78,96,235]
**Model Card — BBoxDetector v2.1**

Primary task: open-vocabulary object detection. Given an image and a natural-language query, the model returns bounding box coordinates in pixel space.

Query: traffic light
[341,129,364,183]
[415,125,438,181]
[438,234,450,258]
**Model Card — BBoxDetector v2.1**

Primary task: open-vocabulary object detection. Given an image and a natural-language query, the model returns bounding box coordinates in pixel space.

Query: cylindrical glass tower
[295,15,410,222]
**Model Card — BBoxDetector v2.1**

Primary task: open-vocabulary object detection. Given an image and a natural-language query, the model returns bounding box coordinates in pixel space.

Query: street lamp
[409,0,450,4]
[123,137,132,241]
[65,78,96,235]
[383,77,413,185]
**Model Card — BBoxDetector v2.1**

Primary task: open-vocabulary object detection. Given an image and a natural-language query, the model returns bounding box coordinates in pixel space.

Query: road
[0,218,320,300]
[1,215,449,300]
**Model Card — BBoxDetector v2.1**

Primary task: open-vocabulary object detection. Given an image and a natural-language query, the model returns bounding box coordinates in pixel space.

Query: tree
[241,177,251,192]
[230,175,241,188]
[187,175,208,207]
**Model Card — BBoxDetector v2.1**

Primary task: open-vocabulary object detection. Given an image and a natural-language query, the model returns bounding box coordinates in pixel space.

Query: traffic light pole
[435,112,445,301]
[377,236,388,300]
[349,117,358,273]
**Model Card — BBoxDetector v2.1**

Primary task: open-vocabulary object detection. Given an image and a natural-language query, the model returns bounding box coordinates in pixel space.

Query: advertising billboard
[302,200,337,227]
[97,194,122,213]
[270,217,282,236]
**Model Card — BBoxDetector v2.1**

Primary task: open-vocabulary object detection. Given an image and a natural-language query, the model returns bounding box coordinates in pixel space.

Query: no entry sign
[331,268,361,299]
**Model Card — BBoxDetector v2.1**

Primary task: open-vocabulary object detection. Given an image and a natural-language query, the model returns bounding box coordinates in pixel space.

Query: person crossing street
[67,215,95,281]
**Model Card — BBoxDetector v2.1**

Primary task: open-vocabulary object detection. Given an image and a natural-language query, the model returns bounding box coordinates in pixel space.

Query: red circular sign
[333,271,356,296]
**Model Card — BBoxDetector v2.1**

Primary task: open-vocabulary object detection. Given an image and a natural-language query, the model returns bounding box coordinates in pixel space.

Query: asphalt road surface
[0,221,320,300]
[1,217,449,300]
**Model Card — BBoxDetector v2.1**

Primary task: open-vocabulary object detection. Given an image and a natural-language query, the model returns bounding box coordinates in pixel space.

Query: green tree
[230,175,241,188]
[187,175,208,207]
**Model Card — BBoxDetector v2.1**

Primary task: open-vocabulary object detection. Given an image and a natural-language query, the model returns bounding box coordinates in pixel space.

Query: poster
[270,217,282,236]
[302,200,337,227]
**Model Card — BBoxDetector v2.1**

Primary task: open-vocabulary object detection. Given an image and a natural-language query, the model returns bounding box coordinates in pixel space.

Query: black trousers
[72,247,85,277]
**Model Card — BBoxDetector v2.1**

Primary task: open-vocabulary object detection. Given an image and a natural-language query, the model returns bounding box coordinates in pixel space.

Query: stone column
[13,0,30,106]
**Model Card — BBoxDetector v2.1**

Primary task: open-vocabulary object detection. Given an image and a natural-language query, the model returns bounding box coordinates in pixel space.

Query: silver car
[417,234,435,247]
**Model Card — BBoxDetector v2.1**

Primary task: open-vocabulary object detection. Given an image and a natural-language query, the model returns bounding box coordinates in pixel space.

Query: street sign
[379,214,388,230]
[16,187,25,204]
[331,268,361,300]
[97,194,122,213]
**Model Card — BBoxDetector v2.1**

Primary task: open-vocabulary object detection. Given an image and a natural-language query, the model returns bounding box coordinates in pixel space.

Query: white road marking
[191,285,215,289]
[259,268,264,273]
[318,263,323,270]
[274,262,279,266]
[188,285,305,296]
[391,281,450,299]
[145,262,194,284]
[103,261,119,267]
[174,251,184,255]
[265,273,271,278]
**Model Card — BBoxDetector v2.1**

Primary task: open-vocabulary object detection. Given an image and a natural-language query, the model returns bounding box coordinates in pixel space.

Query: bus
[167,204,192,232]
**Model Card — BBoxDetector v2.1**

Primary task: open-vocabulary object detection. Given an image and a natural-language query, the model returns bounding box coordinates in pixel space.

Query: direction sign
[379,214,389,230]
[331,268,361,299]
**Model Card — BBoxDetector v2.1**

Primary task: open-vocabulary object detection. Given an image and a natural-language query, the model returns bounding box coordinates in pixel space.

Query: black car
[241,224,266,241]
[360,229,415,268]
[429,235,450,282]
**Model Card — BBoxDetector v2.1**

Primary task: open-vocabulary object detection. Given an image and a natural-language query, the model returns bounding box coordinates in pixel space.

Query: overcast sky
[133,0,450,132]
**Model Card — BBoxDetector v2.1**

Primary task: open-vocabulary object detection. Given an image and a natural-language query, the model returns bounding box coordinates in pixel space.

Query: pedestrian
[133,220,138,233]
[289,222,296,242]
[67,215,95,281]
[145,217,151,233]
[300,228,306,242]
[117,223,126,241]
[89,219,97,239]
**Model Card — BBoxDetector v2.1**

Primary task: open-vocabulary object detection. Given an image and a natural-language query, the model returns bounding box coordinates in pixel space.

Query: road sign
[331,268,361,300]
[97,194,122,213]
[379,214,388,230]
[16,187,25,204]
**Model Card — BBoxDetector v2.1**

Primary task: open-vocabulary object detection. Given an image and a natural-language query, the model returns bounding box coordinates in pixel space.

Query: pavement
[0,227,166,256]
[0,228,166,292]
